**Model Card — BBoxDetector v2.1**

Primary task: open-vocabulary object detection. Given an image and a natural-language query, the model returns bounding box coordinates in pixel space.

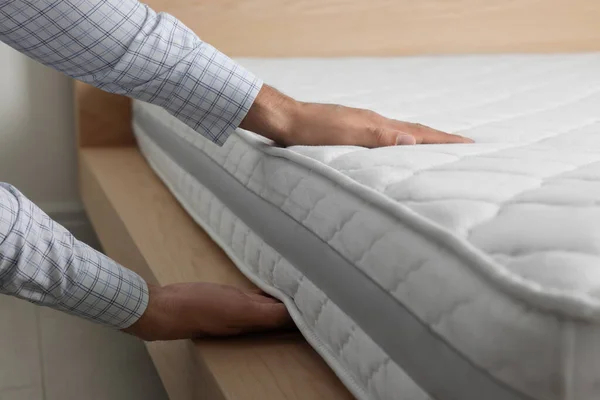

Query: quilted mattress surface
[132,54,600,400]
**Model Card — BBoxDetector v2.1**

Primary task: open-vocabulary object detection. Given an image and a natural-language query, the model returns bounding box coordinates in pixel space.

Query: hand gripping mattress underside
[132,54,600,400]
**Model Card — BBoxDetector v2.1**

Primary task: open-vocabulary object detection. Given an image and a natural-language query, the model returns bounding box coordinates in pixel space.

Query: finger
[370,127,416,147]
[444,134,473,144]
[403,122,473,144]
[246,287,270,297]
[418,129,473,144]
[395,133,417,146]
[244,291,281,304]
[248,287,279,300]
[244,302,293,330]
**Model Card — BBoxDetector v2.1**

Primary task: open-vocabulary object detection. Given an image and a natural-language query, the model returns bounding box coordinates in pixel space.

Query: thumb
[372,128,416,147]
[246,301,293,330]
[395,133,417,146]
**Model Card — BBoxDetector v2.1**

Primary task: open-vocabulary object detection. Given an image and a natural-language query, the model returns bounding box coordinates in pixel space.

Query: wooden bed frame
[75,1,600,399]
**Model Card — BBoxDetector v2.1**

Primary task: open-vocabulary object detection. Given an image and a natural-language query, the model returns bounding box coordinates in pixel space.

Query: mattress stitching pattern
[260,137,600,315]
[133,53,600,400]
[256,114,600,319]
[135,130,432,400]
[135,114,571,399]
[135,118,580,400]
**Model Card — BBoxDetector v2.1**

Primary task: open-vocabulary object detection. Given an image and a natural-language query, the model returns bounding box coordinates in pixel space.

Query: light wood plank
[146,0,600,57]
[75,83,135,148]
[79,147,353,400]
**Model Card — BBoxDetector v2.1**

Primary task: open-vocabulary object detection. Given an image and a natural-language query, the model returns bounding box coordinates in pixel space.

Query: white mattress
[132,54,600,400]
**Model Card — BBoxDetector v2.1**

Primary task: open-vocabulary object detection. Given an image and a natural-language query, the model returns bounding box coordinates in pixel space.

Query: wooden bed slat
[79,147,353,400]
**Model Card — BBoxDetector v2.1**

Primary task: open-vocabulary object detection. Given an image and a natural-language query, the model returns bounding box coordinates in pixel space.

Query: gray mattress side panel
[134,110,533,400]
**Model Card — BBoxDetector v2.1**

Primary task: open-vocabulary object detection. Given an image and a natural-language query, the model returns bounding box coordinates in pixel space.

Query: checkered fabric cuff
[0,184,148,330]
[0,1,262,146]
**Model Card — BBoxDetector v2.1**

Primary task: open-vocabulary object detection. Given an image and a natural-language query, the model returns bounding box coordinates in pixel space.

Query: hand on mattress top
[123,282,293,340]
[240,85,474,147]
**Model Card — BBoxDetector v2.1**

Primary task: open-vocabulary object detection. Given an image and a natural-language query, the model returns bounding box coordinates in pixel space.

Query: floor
[0,294,168,400]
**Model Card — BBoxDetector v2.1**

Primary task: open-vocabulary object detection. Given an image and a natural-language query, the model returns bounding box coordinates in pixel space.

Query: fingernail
[396,134,415,146]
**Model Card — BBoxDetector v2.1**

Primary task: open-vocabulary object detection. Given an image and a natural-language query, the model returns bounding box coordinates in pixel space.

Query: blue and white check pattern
[0,0,263,329]
[0,0,262,146]
[0,184,147,329]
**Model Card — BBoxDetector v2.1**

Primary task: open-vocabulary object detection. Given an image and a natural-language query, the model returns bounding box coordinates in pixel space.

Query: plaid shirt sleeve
[0,0,263,146]
[0,183,148,329]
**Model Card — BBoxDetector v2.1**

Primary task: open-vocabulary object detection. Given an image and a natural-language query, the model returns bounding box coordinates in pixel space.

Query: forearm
[239,85,302,145]
[0,0,261,145]
[0,184,148,329]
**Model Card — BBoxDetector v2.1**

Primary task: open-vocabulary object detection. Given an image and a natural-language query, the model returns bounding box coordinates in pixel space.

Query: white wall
[0,44,79,211]
[0,43,167,399]
[0,43,100,244]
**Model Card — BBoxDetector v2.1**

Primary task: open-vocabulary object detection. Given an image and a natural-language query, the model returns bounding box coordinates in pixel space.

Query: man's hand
[123,283,292,341]
[241,85,473,147]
